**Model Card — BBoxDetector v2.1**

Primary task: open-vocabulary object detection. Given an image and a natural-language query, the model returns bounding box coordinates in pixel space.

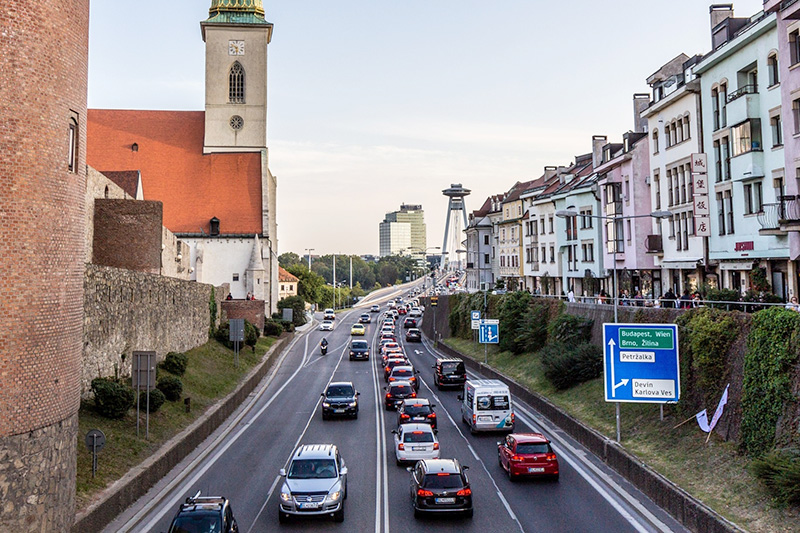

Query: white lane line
[117,332,308,532]
[134,336,343,533]
[373,312,391,533]
[371,330,383,533]
[417,376,524,532]
[247,344,348,531]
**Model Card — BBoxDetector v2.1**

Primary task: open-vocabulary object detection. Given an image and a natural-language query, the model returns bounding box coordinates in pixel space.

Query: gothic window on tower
[229,62,245,104]
[68,115,78,173]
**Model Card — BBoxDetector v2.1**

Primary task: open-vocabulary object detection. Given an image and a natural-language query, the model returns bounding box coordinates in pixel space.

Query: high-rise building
[380,204,427,257]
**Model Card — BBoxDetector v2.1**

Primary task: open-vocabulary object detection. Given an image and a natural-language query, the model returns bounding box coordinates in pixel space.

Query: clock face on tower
[228,40,245,56]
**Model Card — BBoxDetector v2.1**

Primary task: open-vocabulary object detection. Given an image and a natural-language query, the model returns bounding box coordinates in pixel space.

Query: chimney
[633,93,650,133]
[543,166,558,180]
[710,4,733,33]
[592,135,607,168]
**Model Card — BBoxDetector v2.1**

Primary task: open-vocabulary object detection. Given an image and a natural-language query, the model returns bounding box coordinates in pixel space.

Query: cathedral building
[87,0,279,312]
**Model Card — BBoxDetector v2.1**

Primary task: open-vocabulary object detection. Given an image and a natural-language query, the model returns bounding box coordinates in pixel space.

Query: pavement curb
[72,332,294,533]
[430,339,745,533]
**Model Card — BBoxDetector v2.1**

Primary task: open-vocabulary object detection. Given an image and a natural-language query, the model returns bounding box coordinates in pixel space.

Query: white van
[459,379,514,433]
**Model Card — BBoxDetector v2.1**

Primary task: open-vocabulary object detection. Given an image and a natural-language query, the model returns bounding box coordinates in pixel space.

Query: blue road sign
[479,319,499,344]
[603,323,680,403]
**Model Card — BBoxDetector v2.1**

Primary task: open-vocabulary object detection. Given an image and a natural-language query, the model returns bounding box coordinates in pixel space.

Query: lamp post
[556,208,672,442]
[305,248,315,271]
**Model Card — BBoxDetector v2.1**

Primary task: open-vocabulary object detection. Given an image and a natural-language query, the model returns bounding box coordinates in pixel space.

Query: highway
[104,283,688,533]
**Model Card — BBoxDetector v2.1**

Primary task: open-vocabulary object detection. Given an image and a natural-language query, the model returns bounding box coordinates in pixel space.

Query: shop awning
[659,260,701,270]
[718,261,756,271]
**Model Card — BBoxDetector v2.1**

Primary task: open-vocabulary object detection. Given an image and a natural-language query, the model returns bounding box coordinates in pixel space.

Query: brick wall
[82,265,226,395]
[93,199,163,274]
[221,299,266,332]
[0,0,89,530]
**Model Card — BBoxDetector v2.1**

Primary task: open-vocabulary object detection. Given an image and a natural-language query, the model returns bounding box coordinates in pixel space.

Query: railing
[757,203,781,230]
[531,293,788,313]
[727,84,757,103]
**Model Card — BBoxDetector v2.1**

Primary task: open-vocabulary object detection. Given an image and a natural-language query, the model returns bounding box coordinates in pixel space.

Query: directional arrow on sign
[607,338,617,398]
[613,379,629,391]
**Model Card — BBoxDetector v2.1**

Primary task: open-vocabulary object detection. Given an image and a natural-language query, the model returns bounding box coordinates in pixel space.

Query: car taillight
[472,414,476,424]
[389,377,396,382]
[400,414,410,420]
[427,413,436,418]
[398,443,404,450]
[386,393,391,398]
[546,453,557,461]
[511,413,515,424]
[456,488,471,496]
[510,455,524,462]
[417,489,434,497]
[411,392,416,397]
[433,442,439,450]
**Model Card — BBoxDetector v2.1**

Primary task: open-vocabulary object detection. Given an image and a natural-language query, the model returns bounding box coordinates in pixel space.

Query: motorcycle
[320,340,328,355]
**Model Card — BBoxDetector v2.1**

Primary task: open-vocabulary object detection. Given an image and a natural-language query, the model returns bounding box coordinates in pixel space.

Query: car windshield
[392,369,413,378]
[477,395,510,411]
[171,514,222,533]
[403,404,431,416]
[423,473,464,489]
[391,385,413,395]
[288,459,338,479]
[326,385,354,397]
[516,443,552,455]
[404,431,434,443]
[351,341,368,349]
[441,362,464,373]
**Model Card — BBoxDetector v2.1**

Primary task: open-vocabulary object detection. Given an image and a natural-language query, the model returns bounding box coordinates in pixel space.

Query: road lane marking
[128,331,343,532]
[247,475,280,533]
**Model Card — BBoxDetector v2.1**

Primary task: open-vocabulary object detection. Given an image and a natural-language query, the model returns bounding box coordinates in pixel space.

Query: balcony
[645,234,663,255]
[726,87,759,126]
[758,202,789,235]
[729,149,764,181]
[777,196,800,232]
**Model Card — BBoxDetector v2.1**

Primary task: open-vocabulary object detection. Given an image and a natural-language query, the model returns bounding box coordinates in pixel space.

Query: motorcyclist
[320,338,328,355]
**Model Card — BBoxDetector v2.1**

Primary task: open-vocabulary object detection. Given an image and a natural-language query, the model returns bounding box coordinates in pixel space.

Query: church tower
[201,0,273,154]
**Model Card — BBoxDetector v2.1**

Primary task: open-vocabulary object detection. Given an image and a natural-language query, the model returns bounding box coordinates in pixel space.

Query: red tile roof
[279,266,298,282]
[87,109,263,235]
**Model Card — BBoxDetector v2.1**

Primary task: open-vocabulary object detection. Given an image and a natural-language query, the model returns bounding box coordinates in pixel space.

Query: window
[675,119,683,144]
[720,83,728,128]
[744,181,764,215]
[548,215,554,234]
[549,246,555,263]
[541,246,546,265]
[717,192,725,235]
[233,273,240,282]
[731,119,762,157]
[724,190,734,234]
[582,243,594,262]
[681,212,689,251]
[229,62,246,104]
[768,53,780,86]
[670,214,677,239]
[606,219,624,254]
[794,99,800,135]
[580,209,593,229]
[723,137,731,180]
[539,217,545,235]
[772,115,783,147]
[626,219,632,243]
[654,171,661,209]
[712,88,720,130]
[484,253,489,264]
[683,116,691,140]
[665,124,672,148]
[791,30,800,66]
[714,141,722,182]
[653,130,659,153]
[68,117,78,173]
[484,235,489,245]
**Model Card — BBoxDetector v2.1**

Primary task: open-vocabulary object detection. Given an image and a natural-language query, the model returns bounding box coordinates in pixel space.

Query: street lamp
[556,208,672,442]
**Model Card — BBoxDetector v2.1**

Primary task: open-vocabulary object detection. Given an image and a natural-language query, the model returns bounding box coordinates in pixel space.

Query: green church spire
[205,0,270,25]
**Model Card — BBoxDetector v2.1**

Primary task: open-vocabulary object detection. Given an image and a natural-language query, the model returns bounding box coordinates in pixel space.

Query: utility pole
[332,253,336,310]
[305,248,314,271]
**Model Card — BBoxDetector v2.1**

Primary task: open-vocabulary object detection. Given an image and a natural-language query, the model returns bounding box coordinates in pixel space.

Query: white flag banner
[695,409,711,432]
[708,384,730,432]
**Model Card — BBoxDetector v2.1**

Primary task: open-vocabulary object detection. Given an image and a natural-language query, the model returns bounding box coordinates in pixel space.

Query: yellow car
[350,323,366,336]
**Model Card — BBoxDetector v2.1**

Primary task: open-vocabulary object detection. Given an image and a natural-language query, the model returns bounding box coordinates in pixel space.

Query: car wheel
[333,505,344,523]
[322,412,328,421]
[414,508,423,519]
[352,411,358,420]
[507,465,515,482]
[396,457,403,466]
[469,422,477,435]
[464,509,474,519]
[551,474,560,482]
[278,512,290,524]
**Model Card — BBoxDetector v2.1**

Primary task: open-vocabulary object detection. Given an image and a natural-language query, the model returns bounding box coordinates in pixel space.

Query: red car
[497,433,559,481]
[397,307,407,315]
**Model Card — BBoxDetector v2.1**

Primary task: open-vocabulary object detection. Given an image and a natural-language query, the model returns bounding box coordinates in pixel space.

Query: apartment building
[464,197,495,292]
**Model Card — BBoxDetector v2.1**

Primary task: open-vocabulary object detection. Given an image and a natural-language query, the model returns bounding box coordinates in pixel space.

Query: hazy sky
[88,0,765,255]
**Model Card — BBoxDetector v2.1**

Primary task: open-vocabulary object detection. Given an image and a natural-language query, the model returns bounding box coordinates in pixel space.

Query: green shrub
[742,308,800,456]
[540,343,603,390]
[245,320,259,351]
[157,375,183,401]
[138,388,166,413]
[91,378,135,419]
[498,291,532,354]
[264,318,283,336]
[752,448,800,505]
[704,288,742,310]
[548,313,593,345]
[277,295,308,326]
[159,352,188,376]
[280,319,295,332]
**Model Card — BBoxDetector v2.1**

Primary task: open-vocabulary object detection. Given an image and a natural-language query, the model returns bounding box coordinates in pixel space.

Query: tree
[279,252,301,269]
[277,295,307,326]
[286,264,325,305]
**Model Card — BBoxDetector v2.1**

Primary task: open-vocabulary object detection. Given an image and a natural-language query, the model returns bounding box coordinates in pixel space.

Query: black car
[403,317,418,328]
[321,382,359,419]
[433,357,467,389]
[405,328,422,342]
[349,339,370,361]
[167,492,239,533]
[397,398,437,430]
[384,381,416,410]
[408,459,472,518]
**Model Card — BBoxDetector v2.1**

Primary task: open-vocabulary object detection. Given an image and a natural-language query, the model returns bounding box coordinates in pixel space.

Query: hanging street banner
[603,323,680,403]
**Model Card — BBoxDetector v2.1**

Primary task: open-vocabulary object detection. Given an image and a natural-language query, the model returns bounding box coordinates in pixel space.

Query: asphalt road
[105,282,688,533]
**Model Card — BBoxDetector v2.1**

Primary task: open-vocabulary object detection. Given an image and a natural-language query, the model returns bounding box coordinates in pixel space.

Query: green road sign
[617,327,674,350]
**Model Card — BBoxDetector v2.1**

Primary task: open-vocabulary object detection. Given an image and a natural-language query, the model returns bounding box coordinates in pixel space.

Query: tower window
[229,62,245,104]
[68,117,78,172]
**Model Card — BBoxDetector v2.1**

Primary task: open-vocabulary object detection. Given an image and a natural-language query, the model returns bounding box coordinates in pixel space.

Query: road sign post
[132,351,156,439]
[230,318,245,368]
[603,323,680,442]
[85,429,106,478]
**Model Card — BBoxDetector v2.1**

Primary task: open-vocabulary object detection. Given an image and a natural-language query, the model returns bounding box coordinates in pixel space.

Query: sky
[88,0,766,256]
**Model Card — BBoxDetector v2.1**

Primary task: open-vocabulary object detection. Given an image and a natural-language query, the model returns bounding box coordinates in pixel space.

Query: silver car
[279,444,348,523]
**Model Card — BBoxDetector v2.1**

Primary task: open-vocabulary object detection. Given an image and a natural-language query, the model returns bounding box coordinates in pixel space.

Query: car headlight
[348,401,357,407]
[326,491,341,502]
[322,402,330,407]
[280,491,292,502]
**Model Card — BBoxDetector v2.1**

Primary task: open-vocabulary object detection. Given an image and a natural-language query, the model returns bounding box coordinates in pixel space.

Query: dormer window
[210,216,220,236]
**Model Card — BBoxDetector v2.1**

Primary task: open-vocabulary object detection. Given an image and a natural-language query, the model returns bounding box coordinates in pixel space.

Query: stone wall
[83,264,226,395]
[221,299,266,331]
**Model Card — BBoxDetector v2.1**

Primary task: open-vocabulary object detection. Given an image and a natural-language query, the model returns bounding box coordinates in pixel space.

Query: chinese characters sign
[692,153,711,237]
